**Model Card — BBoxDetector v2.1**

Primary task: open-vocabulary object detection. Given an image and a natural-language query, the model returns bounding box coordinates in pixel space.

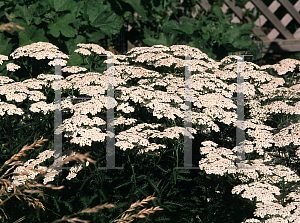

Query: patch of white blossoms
[1,42,300,222]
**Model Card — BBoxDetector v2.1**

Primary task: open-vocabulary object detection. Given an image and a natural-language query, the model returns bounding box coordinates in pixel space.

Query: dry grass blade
[112,196,163,223]
[0,136,96,222]
[0,207,8,220]
[127,196,157,212]
[57,217,88,223]
[51,203,116,223]
[79,203,116,214]
[0,23,25,32]
[23,189,43,194]
[1,12,25,32]
[0,137,50,210]
[113,207,163,222]
[23,196,46,211]
[0,137,48,174]
[52,152,96,167]
[13,215,26,223]
[27,183,64,190]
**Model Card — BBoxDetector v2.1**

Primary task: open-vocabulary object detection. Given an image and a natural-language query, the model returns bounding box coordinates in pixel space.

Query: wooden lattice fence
[200,0,300,54]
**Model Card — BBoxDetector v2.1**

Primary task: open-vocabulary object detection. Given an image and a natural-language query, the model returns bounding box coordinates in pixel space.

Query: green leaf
[222,28,240,44]
[177,175,193,182]
[212,5,224,20]
[14,3,37,25]
[47,0,78,12]
[232,35,253,49]
[142,33,177,47]
[202,33,210,41]
[135,175,147,180]
[122,0,147,21]
[84,0,123,38]
[17,23,49,46]
[34,0,52,16]
[180,16,198,24]
[200,13,207,22]
[201,25,209,33]
[0,33,13,56]
[72,19,81,29]
[136,187,149,197]
[123,11,133,23]
[34,17,42,25]
[163,20,196,35]
[85,30,105,43]
[143,26,155,36]
[163,20,183,35]
[48,13,77,38]
[48,23,60,38]
[72,1,85,18]
[173,170,177,185]
[65,53,85,69]
[98,188,108,201]
[114,180,132,190]
[239,23,255,32]
[156,164,169,173]
[147,178,161,196]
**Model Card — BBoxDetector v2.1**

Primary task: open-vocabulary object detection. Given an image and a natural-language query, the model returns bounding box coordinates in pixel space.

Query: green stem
[128,155,136,188]
[176,147,178,168]
[282,176,285,206]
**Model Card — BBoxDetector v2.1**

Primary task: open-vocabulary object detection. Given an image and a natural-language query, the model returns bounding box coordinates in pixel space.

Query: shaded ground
[261,51,300,66]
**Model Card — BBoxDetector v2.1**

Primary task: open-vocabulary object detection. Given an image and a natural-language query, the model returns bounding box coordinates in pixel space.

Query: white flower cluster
[7,149,85,192]
[1,42,300,222]
[6,63,21,72]
[66,164,83,180]
[61,66,87,74]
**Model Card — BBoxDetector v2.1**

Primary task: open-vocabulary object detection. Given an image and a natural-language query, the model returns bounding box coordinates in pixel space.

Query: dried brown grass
[51,195,163,223]
[0,137,163,222]
[112,196,164,223]
[0,11,25,32]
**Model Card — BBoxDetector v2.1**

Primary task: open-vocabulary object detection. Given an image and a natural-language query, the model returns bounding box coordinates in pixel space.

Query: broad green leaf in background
[17,22,49,46]
[180,16,199,25]
[143,26,156,37]
[47,12,77,38]
[142,32,177,47]
[65,35,87,67]
[212,5,224,20]
[72,17,82,29]
[34,16,42,25]
[162,20,183,35]
[84,0,123,38]
[187,38,216,60]
[13,3,38,25]
[163,18,196,35]
[47,0,78,12]
[238,23,256,35]
[72,0,85,18]
[65,35,86,56]
[232,35,253,49]
[221,28,240,44]
[0,33,13,56]
[202,33,210,41]
[0,34,13,77]
[123,11,134,24]
[181,23,196,35]
[85,30,106,43]
[122,0,147,22]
